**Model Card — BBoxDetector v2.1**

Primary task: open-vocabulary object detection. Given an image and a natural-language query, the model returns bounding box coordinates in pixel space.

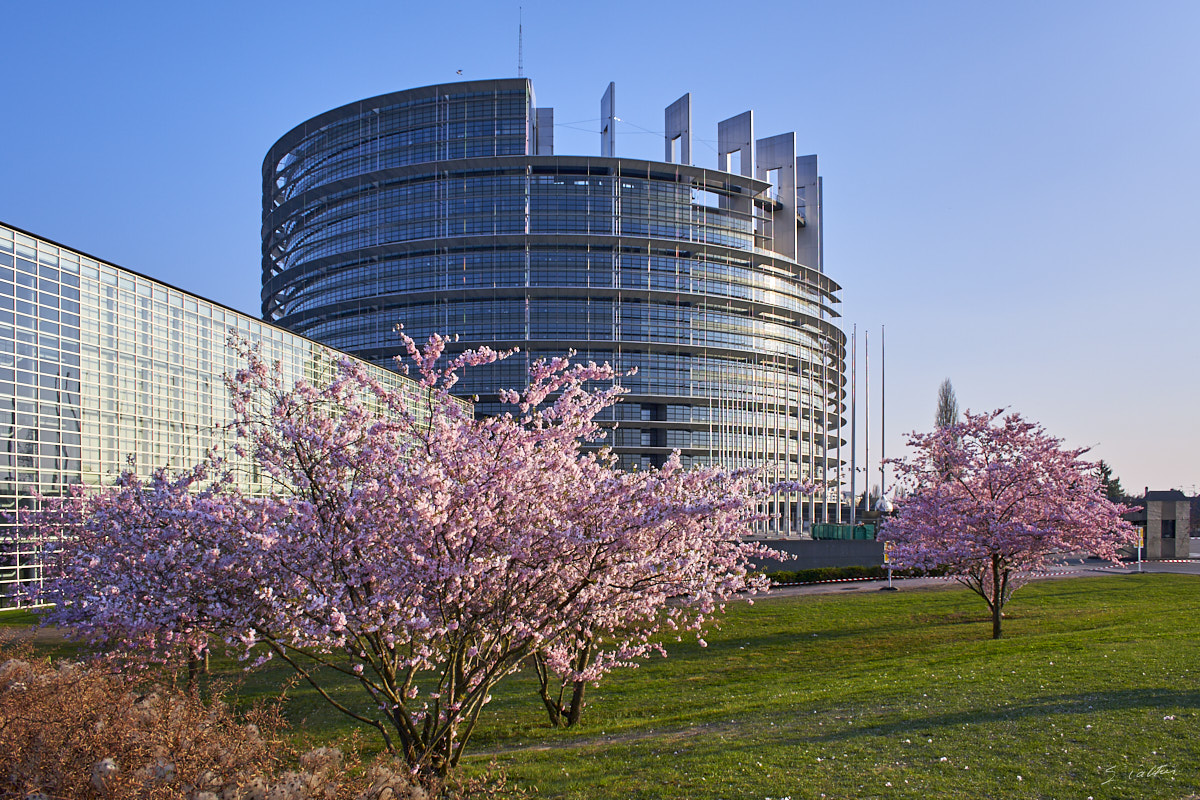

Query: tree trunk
[185,647,211,695]
[538,690,565,727]
[533,643,593,727]
[563,639,593,727]
[533,652,566,727]
[566,679,587,727]
[991,554,1003,639]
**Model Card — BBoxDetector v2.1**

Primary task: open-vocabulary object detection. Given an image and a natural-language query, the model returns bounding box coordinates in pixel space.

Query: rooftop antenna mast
[517,7,524,77]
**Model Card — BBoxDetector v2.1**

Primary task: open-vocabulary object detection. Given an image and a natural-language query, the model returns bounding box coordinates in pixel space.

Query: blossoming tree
[881,410,1137,639]
[529,459,787,727]
[32,334,776,777]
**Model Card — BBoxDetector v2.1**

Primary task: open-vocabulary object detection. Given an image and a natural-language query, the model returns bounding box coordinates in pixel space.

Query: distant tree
[1097,460,1128,504]
[935,379,959,429]
[933,379,961,481]
[882,410,1137,639]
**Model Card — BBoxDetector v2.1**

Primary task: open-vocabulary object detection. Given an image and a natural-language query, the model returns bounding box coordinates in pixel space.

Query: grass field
[4,573,1198,799]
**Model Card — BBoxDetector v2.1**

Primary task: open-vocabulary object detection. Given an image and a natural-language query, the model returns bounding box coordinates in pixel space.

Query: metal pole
[821,339,828,524]
[1139,486,1146,571]
[881,541,897,591]
[836,337,843,524]
[849,325,857,526]
[881,324,886,498]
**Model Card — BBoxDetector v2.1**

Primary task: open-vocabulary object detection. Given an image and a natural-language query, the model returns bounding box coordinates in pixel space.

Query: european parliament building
[262,79,847,533]
[2,77,848,605]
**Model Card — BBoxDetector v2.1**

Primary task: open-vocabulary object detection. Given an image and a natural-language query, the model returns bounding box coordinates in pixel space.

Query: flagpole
[849,325,857,526]
[881,324,886,498]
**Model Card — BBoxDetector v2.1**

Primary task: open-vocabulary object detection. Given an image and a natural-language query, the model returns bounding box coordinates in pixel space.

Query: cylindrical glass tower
[263,78,846,534]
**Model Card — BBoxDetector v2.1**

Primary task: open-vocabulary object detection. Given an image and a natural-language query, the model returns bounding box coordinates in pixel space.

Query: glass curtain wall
[0,224,443,608]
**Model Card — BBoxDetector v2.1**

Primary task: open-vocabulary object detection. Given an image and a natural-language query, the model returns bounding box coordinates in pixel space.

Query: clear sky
[2,1,1197,494]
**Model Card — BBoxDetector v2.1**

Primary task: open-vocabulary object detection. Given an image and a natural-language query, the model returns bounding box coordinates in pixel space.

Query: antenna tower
[518,7,524,77]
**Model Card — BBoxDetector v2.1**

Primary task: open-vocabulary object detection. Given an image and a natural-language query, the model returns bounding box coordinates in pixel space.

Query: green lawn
[4,574,1198,799]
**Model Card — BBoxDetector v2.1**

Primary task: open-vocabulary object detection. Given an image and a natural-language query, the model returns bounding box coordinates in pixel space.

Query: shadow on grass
[469,686,1200,759]
[697,613,996,657]
[800,688,1200,744]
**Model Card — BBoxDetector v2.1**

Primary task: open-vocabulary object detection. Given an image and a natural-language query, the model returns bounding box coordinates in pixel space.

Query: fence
[811,522,877,541]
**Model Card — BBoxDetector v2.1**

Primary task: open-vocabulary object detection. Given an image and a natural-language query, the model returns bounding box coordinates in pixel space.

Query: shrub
[0,640,522,799]
[0,650,287,798]
[767,565,888,584]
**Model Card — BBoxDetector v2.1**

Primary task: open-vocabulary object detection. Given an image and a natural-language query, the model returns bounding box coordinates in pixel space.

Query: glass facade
[263,79,847,534]
[0,224,443,608]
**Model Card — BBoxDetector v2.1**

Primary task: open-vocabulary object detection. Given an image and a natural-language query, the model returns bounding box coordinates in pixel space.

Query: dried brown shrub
[0,637,291,799]
[0,637,524,800]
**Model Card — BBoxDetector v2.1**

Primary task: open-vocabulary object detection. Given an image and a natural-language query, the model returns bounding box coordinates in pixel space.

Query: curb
[770,561,1200,589]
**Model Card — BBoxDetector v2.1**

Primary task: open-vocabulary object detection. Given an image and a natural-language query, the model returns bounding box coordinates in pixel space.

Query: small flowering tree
[31,334,773,777]
[881,410,1137,639]
[529,461,786,727]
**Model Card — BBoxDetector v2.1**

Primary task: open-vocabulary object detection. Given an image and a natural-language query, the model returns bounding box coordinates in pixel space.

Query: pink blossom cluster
[29,333,780,775]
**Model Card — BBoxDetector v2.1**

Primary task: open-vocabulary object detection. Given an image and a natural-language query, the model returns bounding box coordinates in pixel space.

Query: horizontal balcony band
[264,153,776,229]
[275,287,844,343]
[476,396,848,433]
[329,335,848,374]
[262,233,840,318]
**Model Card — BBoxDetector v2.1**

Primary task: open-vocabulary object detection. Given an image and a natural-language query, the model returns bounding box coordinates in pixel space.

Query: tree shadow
[703,611,993,654]
[798,688,1200,744]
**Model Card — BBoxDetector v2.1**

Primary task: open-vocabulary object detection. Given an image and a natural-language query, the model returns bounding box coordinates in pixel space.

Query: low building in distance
[1124,489,1191,560]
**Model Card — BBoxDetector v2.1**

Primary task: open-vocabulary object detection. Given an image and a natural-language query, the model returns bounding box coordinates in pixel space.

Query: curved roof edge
[263,78,533,175]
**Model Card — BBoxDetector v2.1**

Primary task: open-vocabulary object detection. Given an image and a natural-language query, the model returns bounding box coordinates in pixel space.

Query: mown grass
[4,574,1199,799]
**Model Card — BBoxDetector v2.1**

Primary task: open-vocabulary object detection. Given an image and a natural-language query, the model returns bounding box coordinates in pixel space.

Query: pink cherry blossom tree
[530,463,797,727]
[881,410,1137,639]
[30,334,775,777]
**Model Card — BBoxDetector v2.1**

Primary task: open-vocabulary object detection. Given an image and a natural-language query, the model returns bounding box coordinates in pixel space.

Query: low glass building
[262,78,847,533]
[0,223,442,608]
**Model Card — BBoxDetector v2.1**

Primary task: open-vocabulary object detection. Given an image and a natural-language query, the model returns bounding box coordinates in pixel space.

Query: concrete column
[535,108,554,155]
[756,133,798,260]
[600,82,616,157]
[664,94,692,164]
[796,155,822,272]
[717,111,754,175]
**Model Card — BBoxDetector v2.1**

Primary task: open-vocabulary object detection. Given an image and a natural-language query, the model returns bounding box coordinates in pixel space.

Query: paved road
[764,550,1200,600]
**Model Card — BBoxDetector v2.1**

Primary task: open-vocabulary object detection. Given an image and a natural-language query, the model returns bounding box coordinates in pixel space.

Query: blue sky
[2,1,1197,493]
